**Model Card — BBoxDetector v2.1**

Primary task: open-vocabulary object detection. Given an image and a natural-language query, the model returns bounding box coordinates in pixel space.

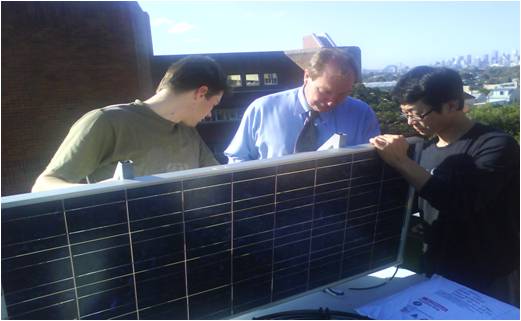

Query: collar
[133,99,179,130]
[297,86,326,124]
[297,86,312,114]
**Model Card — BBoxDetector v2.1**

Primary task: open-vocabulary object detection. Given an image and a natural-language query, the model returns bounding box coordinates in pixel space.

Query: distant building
[466,54,472,66]
[482,54,490,67]
[483,79,518,91]
[492,50,499,65]
[468,79,519,106]
[363,80,397,91]
[464,90,488,108]
[487,87,520,105]
[476,80,519,105]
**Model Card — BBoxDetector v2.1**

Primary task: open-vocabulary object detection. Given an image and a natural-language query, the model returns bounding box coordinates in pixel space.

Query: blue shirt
[224,87,381,163]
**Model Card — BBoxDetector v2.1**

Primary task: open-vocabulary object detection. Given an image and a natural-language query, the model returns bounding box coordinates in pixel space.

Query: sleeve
[418,133,519,220]
[44,110,116,183]
[198,135,219,167]
[223,101,260,163]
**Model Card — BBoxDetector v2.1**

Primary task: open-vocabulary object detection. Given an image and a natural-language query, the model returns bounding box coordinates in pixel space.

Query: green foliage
[352,84,417,136]
[468,103,520,142]
[482,66,520,84]
[478,88,490,95]
[460,69,479,85]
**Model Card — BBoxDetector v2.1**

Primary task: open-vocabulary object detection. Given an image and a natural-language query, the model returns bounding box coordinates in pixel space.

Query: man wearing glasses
[370,66,519,306]
[224,48,380,162]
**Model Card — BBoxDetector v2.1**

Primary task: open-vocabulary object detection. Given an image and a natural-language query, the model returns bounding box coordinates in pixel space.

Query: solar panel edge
[1,139,422,209]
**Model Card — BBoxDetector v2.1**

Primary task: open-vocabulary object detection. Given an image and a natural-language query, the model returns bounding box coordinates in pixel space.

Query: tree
[352,84,417,137]
[482,66,520,84]
[468,103,520,142]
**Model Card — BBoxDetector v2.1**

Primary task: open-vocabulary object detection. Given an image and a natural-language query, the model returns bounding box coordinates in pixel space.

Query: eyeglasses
[399,109,433,121]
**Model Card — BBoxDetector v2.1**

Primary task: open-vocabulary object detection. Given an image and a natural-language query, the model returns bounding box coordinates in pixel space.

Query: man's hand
[369,134,410,169]
[369,134,431,191]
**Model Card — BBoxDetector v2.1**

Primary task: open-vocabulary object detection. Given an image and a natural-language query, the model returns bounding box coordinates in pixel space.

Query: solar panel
[1,140,421,319]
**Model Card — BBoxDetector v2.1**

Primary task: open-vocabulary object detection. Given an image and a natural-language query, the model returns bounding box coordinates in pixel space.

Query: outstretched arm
[31,172,83,192]
[31,109,115,192]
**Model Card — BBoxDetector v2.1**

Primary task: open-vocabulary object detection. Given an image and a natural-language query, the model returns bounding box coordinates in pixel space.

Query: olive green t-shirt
[45,100,218,183]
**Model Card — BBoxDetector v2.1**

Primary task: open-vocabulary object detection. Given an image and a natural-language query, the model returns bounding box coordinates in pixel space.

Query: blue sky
[137,1,520,70]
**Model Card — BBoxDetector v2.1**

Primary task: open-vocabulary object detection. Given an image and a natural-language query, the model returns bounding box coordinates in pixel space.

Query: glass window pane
[227,75,242,87]
[263,73,278,86]
[245,74,260,87]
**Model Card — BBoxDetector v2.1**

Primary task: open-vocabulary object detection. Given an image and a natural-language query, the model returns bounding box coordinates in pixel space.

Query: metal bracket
[317,133,348,151]
[112,160,135,180]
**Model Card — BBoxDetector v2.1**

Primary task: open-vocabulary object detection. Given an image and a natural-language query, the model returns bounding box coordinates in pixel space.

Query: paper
[317,133,347,151]
[356,274,520,320]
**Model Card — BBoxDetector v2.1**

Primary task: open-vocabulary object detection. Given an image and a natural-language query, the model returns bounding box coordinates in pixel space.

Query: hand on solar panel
[370,134,431,191]
[369,134,409,168]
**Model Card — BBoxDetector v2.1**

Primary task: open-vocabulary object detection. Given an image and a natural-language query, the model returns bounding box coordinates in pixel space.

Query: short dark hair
[156,55,229,97]
[391,66,465,111]
[307,48,360,82]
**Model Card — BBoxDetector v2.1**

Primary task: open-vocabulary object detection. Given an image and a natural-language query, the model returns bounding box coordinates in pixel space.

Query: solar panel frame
[1,139,422,319]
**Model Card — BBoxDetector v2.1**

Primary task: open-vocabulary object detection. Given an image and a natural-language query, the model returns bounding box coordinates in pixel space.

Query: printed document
[356,274,519,319]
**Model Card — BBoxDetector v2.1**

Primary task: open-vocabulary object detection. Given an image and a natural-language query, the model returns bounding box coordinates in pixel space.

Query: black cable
[252,307,372,320]
[348,265,400,290]
[324,308,373,320]
[252,267,401,319]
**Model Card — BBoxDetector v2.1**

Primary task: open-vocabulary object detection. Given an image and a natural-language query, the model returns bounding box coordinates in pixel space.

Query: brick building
[1,1,153,195]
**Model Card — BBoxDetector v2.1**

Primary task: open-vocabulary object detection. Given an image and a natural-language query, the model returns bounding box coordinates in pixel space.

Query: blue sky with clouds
[137,1,520,69]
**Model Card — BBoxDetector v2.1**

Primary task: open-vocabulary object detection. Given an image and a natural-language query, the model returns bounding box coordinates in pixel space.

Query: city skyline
[137,1,519,70]
[374,48,520,72]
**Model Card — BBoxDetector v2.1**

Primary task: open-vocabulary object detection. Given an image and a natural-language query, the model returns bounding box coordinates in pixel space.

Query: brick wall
[1,1,153,195]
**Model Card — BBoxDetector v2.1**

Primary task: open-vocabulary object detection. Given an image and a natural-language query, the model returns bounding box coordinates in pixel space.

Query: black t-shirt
[417,122,519,294]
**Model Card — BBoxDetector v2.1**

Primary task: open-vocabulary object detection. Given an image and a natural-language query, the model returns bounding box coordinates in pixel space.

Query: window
[264,73,279,86]
[245,74,260,87]
[208,108,245,122]
[227,74,242,87]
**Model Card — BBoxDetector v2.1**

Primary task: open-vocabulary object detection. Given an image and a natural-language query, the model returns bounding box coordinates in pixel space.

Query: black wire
[348,265,400,290]
[252,267,401,319]
[252,307,372,320]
